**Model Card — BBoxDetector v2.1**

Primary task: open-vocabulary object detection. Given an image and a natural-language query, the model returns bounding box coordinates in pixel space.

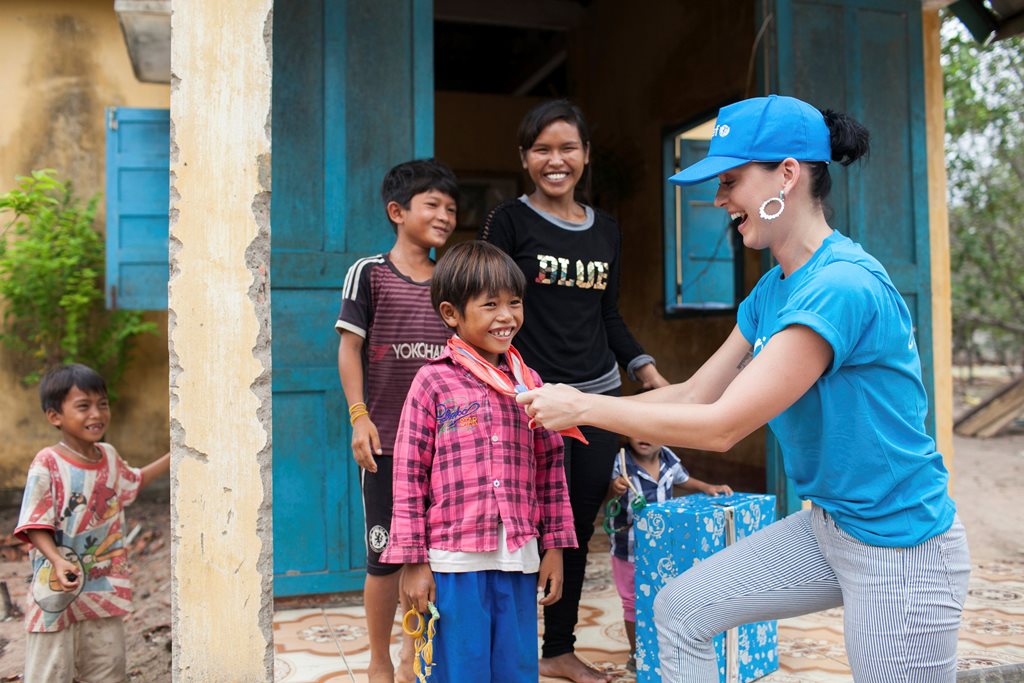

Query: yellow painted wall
[0,0,170,492]
[169,0,274,676]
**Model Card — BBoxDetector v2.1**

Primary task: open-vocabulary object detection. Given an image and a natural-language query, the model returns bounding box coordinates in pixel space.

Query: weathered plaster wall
[0,0,170,493]
[169,0,274,678]
[570,0,765,490]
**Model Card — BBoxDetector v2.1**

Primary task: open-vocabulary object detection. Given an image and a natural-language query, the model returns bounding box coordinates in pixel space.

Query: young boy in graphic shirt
[336,158,458,682]
[383,240,577,683]
[15,364,170,682]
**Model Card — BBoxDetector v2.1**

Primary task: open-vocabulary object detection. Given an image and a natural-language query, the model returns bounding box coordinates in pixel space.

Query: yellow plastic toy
[402,601,440,683]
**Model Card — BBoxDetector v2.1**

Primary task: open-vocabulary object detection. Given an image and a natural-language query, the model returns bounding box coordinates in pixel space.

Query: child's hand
[351,416,382,473]
[703,483,734,497]
[537,548,563,606]
[610,475,630,497]
[51,556,81,592]
[400,563,435,614]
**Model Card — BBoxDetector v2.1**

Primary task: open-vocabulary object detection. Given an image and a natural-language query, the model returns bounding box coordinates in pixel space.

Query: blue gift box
[633,492,778,683]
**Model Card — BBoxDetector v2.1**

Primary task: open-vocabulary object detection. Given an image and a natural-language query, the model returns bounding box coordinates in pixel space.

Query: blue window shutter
[105,107,170,310]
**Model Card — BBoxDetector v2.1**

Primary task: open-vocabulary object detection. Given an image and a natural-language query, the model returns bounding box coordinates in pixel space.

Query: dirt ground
[952,373,1024,562]
[0,376,1020,681]
[0,498,171,682]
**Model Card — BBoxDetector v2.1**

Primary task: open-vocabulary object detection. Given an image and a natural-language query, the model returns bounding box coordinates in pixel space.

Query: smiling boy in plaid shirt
[382,241,577,682]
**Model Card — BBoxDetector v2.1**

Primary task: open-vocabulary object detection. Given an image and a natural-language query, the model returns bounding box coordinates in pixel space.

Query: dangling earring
[758,190,785,221]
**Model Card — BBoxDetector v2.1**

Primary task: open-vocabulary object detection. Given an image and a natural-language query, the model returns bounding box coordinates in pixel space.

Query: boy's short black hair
[381,158,460,230]
[39,364,108,413]
[431,241,526,316]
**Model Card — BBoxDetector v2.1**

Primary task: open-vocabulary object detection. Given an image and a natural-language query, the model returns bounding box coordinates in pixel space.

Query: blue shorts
[428,570,539,683]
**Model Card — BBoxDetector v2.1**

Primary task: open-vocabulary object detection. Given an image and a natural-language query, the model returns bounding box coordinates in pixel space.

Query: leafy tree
[0,169,156,392]
[942,16,1024,369]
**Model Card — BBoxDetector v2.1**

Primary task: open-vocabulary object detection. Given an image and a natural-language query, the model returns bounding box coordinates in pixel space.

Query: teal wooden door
[271,0,434,596]
[764,0,932,516]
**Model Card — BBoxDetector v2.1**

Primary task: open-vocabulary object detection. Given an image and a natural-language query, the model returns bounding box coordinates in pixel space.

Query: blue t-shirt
[737,231,955,547]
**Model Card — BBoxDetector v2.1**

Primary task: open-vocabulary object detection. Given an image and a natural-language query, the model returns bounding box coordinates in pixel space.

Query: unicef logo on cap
[670,95,832,187]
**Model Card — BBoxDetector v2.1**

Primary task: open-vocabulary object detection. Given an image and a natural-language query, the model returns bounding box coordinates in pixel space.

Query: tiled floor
[273,539,1024,682]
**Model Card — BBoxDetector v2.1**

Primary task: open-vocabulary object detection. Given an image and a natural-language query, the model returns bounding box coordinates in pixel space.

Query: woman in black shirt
[481,99,668,683]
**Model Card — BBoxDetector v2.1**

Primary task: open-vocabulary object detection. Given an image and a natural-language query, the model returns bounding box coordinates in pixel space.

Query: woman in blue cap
[516,95,970,682]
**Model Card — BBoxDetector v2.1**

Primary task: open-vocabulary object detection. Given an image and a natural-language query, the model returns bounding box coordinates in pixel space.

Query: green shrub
[0,169,156,393]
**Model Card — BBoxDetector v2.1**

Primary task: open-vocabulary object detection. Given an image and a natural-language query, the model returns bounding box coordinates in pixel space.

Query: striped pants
[653,505,970,682]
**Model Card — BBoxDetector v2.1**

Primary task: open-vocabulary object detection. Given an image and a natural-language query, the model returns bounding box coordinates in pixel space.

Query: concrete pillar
[168,0,274,679]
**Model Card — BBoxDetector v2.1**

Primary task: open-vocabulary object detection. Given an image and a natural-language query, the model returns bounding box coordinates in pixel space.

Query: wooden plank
[922,9,955,467]
[954,378,1024,437]
[976,406,1024,439]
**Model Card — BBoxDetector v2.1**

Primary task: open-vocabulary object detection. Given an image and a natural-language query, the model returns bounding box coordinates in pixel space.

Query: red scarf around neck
[447,336,588,444]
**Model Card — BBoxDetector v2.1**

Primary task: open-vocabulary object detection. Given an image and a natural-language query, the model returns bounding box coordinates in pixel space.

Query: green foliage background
[0,170,156,393]
[942,16,1024,366]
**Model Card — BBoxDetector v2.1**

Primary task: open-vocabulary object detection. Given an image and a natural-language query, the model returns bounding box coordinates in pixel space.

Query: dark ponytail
[821,109,870,167]
[806,109,871,202]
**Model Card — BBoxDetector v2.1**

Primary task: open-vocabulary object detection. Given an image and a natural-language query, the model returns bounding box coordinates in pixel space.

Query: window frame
[661,108,745,319]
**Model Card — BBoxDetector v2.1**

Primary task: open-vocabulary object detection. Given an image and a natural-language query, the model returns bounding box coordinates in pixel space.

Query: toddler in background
[608,434,732,670]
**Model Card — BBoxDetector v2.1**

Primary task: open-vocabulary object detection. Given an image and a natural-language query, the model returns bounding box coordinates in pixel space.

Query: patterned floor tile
[274,545,1024,682]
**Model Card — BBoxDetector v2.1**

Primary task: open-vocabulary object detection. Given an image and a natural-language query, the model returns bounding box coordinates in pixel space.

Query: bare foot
[367,661,395,683]
[396,636,416,683]
[539,652,614,683]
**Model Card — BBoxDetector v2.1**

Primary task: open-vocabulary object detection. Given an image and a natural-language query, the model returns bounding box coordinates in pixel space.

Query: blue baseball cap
[669,95,831,186]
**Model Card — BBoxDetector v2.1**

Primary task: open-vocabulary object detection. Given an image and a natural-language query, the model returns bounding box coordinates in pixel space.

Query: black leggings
[542,391,621,658]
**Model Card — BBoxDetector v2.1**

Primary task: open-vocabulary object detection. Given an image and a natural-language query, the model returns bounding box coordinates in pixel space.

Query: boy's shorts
[430,570,538,682]
[24,615,126,683]
[361,457,402,576]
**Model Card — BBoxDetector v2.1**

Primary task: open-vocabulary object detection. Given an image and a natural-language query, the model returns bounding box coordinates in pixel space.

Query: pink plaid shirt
[382,348,577,565]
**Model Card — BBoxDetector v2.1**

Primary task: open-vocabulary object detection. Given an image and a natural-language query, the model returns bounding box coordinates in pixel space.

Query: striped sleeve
[335,255,384,337]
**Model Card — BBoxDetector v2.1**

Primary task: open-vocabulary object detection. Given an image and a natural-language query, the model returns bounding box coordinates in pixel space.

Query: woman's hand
[516,384,587,432]
[635,363,670,390]
[537,549,564,606]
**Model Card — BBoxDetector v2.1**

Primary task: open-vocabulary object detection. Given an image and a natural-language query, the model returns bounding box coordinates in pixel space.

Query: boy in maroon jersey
[335,158,458,683]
